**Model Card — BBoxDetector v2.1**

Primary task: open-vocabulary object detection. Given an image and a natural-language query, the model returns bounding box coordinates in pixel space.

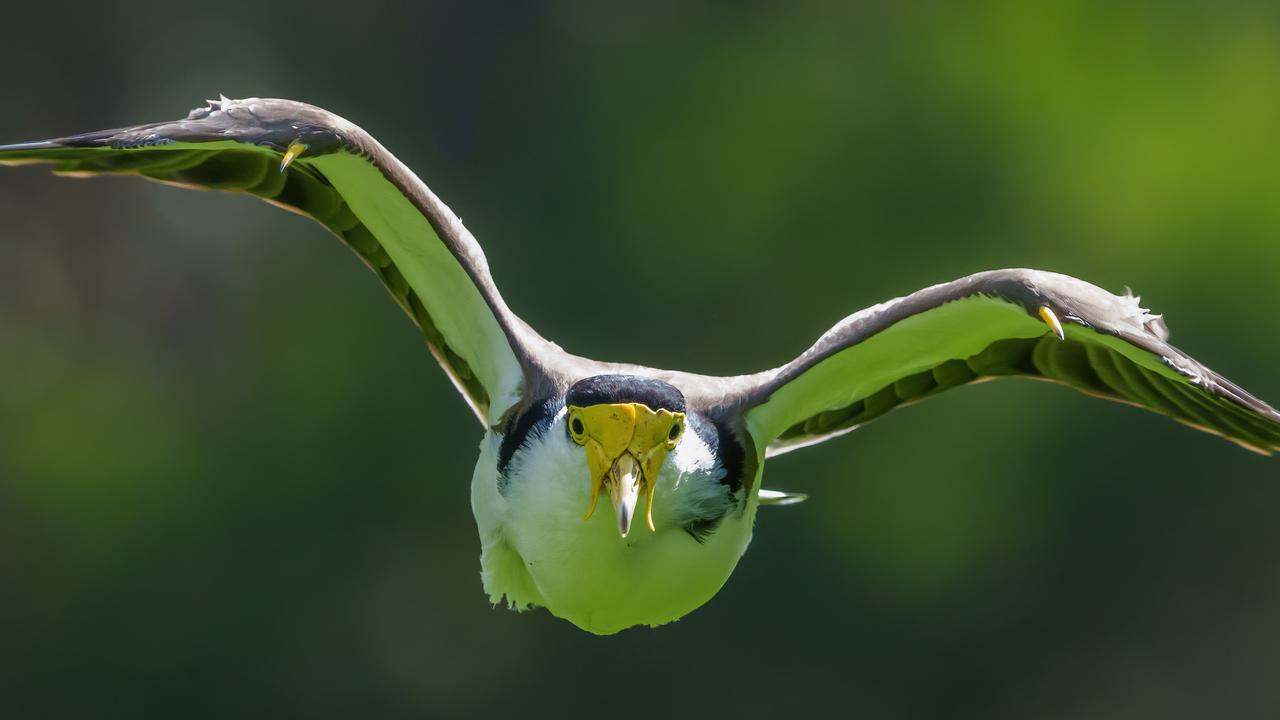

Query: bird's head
[565,375,687,537]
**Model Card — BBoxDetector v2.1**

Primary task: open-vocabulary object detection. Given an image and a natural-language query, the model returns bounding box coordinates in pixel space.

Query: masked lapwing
[3,97,1277,635]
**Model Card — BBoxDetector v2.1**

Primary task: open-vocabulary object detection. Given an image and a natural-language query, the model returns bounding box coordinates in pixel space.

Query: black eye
[571,417,584,435]
[668,423,681,441]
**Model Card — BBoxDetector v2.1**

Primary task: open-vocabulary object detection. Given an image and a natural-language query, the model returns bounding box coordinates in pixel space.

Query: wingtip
[0,140,61,153]
[0,139,67,165]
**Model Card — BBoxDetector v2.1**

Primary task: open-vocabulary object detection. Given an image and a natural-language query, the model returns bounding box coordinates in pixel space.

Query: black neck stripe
[497,395,559,482]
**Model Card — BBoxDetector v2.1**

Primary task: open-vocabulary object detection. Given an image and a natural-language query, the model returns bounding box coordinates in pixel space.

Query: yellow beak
[568,402,685,537]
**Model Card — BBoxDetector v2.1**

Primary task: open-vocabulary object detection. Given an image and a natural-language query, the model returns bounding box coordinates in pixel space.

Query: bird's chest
[470,433,755,634]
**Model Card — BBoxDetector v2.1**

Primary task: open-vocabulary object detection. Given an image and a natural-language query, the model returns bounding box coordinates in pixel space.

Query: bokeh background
[2,2,1280,717]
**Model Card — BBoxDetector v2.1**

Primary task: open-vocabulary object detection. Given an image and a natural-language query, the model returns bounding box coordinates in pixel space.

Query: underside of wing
[0,97,553,425]
[740,269,1280,457]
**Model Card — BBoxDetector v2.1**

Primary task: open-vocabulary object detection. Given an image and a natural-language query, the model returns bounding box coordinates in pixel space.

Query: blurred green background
[2,1,1280,717]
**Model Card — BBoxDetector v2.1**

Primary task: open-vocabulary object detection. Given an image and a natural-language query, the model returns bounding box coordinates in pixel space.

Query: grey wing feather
[730,269,1280,456]
[0,97,558,424]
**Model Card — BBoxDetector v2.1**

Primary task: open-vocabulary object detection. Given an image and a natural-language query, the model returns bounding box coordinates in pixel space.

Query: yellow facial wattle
[567,402,685,537]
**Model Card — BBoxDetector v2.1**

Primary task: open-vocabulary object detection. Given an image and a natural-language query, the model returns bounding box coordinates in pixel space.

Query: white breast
[469,414,758,634]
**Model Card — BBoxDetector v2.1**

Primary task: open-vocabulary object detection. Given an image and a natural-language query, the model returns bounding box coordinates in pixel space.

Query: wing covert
[0,96,551,425]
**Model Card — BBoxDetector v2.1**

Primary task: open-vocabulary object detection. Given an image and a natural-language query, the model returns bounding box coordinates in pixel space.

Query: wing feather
[0,97,554,425]
[737,269,1280,457]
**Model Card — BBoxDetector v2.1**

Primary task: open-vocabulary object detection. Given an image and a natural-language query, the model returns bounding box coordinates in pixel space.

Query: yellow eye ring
[569,412,587,444]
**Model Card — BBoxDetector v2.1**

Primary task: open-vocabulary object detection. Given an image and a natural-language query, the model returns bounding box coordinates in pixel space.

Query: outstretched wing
[737,269,1280,457]
[0,96,550,425]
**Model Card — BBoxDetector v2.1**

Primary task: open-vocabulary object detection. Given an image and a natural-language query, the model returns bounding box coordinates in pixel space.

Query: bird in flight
[3,97,1277,635]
